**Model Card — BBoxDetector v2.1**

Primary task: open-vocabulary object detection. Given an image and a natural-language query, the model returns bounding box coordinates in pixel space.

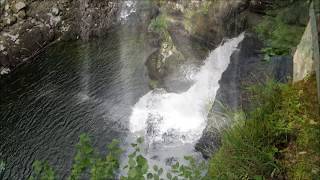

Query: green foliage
[30,134,121,180]
[29,135,207,180]
[69,134,96,179]
[29,161,56,180]
[69,135,121,180]
[120,137,208,180]
[255,1,308,60]
[169,156,207,180]
[121,137,149,180]
[149,14,169,40]
[90,139,122,180]
[208,79,320,179]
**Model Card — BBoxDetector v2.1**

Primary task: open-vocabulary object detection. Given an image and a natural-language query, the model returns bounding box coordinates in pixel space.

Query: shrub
[149,14,169,40]
[29,136,207,180]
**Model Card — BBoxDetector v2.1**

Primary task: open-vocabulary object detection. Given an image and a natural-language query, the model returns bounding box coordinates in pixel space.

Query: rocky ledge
[0,0,121,75]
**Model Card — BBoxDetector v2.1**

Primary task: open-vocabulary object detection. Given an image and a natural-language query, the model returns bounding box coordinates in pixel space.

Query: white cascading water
[129,33,245,149]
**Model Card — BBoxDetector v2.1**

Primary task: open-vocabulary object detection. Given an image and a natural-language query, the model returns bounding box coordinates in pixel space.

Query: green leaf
[154,174,160,180]
[254,175,265,180]
[147,173,153,179]
[166,172,172,179]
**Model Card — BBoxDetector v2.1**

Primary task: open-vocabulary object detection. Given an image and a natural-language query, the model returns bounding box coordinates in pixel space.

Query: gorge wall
[0,0,121,75]
[0,0,283,77]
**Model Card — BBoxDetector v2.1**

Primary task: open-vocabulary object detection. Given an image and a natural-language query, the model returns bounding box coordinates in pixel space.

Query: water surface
[0,26,153,179]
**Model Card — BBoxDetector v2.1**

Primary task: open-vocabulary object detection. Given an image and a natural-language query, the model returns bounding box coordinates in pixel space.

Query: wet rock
[4,4,10,11]
[13,1,27,13]
[52,7,59,16]
[17,10,27,19]
[146,50,165,80]
[0,67,10,75]
[4,16,17,26]
[195,127,221,159]
[0,23,4,31]
[0,44,6,51]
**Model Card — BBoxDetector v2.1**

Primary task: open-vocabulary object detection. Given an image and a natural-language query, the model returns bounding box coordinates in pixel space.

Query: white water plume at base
[129,33,244,146]
[120,33,245,175]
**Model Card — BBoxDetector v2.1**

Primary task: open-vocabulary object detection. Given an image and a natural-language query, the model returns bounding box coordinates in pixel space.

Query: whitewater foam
[129,33,245,144]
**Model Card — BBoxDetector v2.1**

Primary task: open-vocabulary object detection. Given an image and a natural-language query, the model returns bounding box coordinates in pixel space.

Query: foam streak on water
[129,33,245,145]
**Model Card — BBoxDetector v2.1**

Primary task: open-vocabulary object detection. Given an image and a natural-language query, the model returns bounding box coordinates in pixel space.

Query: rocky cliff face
[0,0,281,76]
[144,0,276,91]
[0,0,121,75]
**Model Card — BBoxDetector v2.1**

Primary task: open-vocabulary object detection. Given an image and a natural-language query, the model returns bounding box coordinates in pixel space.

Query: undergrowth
[28,136,208,180]
[208,75,320,179]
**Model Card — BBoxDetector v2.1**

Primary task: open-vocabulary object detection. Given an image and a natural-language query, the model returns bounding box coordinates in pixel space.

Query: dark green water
[0,27,154,179]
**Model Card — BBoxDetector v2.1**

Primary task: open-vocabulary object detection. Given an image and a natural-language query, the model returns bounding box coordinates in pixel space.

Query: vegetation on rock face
[149,14,168,39]
[255,0,309,60]
[208,75,320,179]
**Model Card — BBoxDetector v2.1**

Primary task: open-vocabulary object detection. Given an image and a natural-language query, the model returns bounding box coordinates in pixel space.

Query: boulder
[13,1,27,13]
[5,16,17,26]
[195,126,221,159]
[17,10,26,19]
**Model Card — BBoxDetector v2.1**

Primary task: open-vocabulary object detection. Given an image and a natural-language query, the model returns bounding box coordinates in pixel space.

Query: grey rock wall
[0,0,121,74]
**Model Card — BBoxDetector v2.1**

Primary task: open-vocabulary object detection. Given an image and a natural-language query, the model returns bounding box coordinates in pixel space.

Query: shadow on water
[0,25,153,179]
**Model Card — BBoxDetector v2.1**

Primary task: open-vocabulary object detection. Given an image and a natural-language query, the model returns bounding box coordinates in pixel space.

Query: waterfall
[129,33,245,147]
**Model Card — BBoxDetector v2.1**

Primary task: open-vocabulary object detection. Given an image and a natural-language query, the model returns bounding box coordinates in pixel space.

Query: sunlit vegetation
[208,75,320,179]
